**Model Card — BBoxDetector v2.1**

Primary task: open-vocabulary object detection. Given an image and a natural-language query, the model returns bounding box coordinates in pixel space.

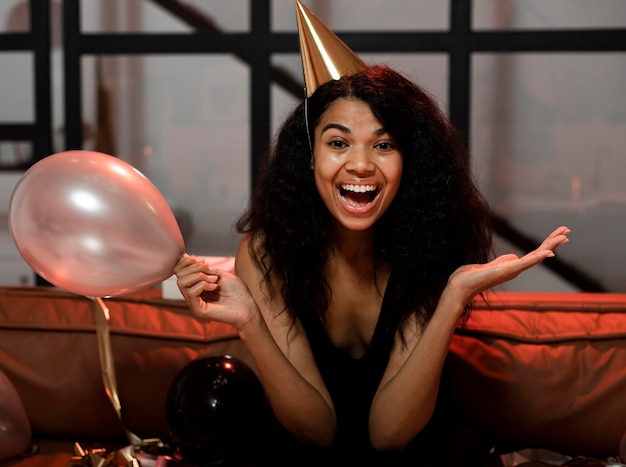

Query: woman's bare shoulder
[235,234,253,270]
[235,235,284,313]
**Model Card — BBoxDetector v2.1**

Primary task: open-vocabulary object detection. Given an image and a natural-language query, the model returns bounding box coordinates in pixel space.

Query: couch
[1,276,625,466]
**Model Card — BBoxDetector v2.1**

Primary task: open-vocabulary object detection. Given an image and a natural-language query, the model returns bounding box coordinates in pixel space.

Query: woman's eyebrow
[321,123,388,136]
[321,122,350,134]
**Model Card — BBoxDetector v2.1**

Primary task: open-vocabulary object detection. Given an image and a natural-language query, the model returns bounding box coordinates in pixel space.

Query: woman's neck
[329,222,375,262]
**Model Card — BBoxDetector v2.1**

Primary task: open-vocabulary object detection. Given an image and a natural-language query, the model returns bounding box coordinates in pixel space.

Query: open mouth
[339,183,380,208]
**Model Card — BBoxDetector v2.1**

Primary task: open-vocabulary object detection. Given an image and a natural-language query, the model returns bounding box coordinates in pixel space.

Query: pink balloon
[9,150,185,297]
[0,370,31,460]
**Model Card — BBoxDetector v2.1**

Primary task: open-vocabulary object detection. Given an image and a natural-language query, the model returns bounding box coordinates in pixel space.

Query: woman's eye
[328,140,347,149]
[375,141,395,151]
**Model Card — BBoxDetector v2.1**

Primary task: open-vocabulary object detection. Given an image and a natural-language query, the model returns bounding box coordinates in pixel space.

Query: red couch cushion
[449,291,626,457]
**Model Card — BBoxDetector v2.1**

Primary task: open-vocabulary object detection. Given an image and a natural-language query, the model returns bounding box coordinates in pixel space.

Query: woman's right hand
[173,254,259,330]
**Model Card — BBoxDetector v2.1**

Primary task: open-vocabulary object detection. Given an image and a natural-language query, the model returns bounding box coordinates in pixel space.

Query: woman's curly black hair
[237,64,492,335]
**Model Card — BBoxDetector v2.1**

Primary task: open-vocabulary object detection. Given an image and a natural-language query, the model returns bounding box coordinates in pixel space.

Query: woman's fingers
[492,226,571,283]
[523,226,571,262]
[540,226,571,248]
[172,253,196,273]
[188,277,219,297]
[174,254,224,301]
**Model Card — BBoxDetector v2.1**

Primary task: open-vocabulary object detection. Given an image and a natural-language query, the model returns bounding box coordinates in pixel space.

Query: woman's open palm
[447,226,571,304]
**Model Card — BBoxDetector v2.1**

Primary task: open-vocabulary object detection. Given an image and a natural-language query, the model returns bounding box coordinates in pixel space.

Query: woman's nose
[346,148,375,173]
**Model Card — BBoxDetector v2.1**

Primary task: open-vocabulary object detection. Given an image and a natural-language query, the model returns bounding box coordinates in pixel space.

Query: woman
[174,65,570,465]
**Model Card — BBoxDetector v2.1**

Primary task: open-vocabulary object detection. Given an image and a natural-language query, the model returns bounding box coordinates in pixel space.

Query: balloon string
[92,297,142,446]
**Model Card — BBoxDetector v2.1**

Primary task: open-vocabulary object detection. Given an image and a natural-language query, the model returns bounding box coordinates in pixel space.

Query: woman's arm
[368,226,571,450]
[174,236,336,446]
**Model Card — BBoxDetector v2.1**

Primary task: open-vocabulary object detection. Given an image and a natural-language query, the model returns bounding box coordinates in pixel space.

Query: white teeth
[341,184,377,193]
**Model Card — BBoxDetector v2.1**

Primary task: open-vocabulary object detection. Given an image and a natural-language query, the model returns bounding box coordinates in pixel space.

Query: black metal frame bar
[0,0,52,168]
[55,0,625,290]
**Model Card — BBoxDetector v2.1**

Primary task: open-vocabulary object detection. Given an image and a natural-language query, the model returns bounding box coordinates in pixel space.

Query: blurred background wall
[1,0,625,292]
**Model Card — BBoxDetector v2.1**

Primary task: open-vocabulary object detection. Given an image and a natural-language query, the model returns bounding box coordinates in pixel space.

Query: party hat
[295,0,367,97]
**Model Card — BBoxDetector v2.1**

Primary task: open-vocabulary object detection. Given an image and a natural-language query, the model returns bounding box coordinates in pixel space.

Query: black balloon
[166,354,271,466]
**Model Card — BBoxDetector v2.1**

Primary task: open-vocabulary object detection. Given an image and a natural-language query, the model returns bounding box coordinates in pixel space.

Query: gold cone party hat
[296,0,367,97]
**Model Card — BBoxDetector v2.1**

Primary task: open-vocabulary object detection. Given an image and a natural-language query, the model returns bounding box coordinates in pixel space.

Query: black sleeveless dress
[259,276,487,466]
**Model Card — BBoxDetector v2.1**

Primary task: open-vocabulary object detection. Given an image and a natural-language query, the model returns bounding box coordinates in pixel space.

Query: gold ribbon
[92,297,142,447]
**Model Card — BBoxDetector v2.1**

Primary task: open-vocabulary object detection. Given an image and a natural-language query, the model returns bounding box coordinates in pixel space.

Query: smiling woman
[171,2,571,465]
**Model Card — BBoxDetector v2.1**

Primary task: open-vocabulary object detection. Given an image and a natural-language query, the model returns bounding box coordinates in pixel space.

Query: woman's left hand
[446,225,571,304]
